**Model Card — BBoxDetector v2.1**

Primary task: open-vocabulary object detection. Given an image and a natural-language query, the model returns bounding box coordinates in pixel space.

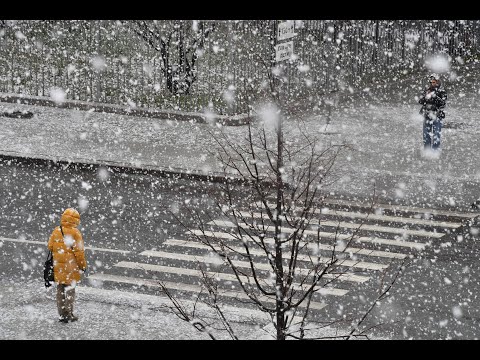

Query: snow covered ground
[1,62,479,339]
[1,85,479,211]
[320,102,480,210]
[0,279,382,340]
[0,279,263,340]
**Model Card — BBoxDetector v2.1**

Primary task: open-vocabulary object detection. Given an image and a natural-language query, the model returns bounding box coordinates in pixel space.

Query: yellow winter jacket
[47,208,87,285]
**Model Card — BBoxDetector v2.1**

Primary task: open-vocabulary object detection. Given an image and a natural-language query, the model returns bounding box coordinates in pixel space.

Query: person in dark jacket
[418,74,447,150]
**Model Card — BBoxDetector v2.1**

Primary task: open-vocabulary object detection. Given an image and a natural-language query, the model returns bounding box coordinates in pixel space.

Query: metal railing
[0,20,478,116]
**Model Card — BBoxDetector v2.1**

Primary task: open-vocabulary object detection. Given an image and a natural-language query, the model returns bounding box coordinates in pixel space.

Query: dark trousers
[56,284,76,319]
[423,116,442,150]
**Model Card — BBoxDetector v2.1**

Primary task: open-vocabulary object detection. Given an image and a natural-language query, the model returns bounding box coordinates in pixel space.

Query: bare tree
[159,47,406,339]
[128,20,215,95]
[163,110,406,339]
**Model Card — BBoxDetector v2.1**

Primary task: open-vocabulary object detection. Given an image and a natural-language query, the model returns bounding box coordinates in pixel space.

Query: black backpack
[43,250,54,288]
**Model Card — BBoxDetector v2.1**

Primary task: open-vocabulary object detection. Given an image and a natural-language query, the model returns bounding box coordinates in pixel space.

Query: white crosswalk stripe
[322,198,477,219]
[188,229,407,259]
[259,202,463,228]
[140,250,386,274]
[114,260,350,296]
[161,238,389,271]
[230,214,446,238]
[351,235,427,250]
[85,272,328,311]
[204,221,429,250]
[315,209,462,228]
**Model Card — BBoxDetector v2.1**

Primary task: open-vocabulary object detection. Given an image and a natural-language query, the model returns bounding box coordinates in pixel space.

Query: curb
[0,92,253,126]
[0,151,250,186]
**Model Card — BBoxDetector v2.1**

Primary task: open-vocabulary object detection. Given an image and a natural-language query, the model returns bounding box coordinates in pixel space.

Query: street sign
[275,41,294,62]
[277,21,296,41]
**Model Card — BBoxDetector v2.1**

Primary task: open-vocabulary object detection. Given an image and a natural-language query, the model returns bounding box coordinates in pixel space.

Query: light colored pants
[56,284,76,319]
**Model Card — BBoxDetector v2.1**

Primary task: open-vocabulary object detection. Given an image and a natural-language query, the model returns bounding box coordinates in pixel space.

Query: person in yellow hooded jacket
[47,208,87,323]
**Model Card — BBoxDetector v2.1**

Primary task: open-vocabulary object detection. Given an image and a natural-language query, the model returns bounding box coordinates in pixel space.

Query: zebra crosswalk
[80,198,476,319]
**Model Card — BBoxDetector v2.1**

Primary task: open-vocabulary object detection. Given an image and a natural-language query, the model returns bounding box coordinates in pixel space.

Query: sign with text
[277,21,296,41]
[275,41,294,62]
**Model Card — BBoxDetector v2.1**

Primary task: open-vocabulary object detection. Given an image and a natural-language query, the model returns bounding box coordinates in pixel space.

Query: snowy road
[1,158,479,338]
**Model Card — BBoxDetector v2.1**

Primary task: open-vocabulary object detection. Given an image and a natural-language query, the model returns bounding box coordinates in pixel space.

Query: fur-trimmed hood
[60,208,80,228]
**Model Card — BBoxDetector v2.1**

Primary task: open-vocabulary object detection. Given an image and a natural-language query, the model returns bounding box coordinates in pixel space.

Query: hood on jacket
[60,208,80,228]
[428,73,441,88]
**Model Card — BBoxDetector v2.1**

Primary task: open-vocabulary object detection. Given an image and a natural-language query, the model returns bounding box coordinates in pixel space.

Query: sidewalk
[1,279,369,340]
[0,92,252,126]
[0,97,246,180]
[0,280,267,340]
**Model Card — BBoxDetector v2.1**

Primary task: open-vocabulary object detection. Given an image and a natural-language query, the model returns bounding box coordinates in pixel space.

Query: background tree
[129,20,216,95]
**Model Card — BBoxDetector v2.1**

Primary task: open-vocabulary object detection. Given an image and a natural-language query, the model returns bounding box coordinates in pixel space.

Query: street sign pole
[271,19,285,341]
[271,20,279,96]
[272,20,282,177]
[274,21,296,63]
